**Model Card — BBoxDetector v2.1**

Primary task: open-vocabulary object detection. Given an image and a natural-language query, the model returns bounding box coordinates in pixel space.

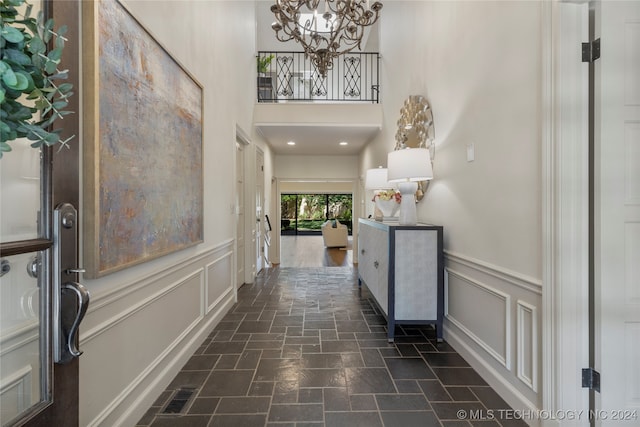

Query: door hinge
[582,368,601,393]
[582,38,601,63]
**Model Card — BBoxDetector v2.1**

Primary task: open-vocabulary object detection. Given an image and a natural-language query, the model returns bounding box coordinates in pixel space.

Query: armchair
[321,220,348,248]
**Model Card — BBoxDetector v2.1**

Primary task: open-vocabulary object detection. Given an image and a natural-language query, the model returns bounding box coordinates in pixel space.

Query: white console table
[357,218,444,342]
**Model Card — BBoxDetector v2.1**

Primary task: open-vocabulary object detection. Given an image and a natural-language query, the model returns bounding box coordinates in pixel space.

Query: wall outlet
[466,143,475,162]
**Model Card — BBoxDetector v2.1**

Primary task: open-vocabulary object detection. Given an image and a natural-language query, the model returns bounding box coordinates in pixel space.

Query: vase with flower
[372,189,401,220]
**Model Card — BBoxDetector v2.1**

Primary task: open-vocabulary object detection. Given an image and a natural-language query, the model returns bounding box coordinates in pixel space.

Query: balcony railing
[257,51,380,103]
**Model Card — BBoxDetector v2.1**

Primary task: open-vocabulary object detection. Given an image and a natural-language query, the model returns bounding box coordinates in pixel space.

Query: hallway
[279,235,353,268]
[136,267,526,427]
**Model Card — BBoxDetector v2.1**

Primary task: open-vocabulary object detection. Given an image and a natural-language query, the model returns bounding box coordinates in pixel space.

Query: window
[281,193,352,235]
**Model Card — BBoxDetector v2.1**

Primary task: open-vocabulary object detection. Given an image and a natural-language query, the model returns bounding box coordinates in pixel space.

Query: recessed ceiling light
[287,141,296,146]
[339,141,348,146]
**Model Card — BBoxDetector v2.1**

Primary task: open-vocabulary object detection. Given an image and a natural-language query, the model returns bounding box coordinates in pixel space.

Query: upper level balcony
[255,51,383,155]
[257,51,380,103]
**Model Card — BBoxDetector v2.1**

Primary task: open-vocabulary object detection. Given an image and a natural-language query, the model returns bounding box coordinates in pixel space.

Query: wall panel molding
[443,251,542,413]
[0,325,37,357]
[517,300,538,392]
[87,239,234,313]
[205,250,234,314]
[82,268,205,343]
[90,293,235,427]
[0,365,32,419]
[445,268,511,369]
[79,240,236,427]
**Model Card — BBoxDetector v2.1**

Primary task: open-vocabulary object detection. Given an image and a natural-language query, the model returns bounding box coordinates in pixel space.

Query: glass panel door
[280,194,353,235]
[296,194,326,233]
[0,141,51,425]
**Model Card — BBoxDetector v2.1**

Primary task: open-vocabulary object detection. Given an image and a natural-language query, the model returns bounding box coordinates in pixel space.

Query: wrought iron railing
[257,51,380,103]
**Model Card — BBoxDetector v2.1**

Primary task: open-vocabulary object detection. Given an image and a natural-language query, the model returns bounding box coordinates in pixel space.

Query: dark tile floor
[137,267,526,427]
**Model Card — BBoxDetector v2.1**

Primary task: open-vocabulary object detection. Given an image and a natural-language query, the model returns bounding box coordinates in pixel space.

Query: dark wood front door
[0,1,82,425]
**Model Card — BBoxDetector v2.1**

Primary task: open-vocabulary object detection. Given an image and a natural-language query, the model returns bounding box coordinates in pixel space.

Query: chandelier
[270,0,383,77]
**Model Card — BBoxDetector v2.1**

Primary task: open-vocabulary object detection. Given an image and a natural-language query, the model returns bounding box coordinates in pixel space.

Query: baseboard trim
[445,326,540,427]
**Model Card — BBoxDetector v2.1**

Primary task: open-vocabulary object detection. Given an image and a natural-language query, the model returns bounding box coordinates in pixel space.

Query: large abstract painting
[83,0,203,278]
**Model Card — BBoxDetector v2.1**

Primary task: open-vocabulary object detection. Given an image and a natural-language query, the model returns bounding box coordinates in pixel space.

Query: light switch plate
[467,143,475,162]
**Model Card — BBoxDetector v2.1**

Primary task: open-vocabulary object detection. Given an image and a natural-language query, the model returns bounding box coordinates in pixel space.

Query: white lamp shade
[365,167,394,190]
[387,148,434,182]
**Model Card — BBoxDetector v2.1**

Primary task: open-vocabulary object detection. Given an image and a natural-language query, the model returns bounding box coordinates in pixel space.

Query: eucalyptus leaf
[44,59,57,74]
[0,141,12,158]
[1,26,23,43]
[47,47,62,62]
[26,88,42,99]
[2,68,17,86]
[57,82,72,93]
[1,0,74,159]
[28,35,45,54]
[51,100,67,109]
[10,70,28,90]
[49,70,69,80]
[44,131,59,144]
[3,48,31,65]
[43,18,54,42]
[34,99,47,110]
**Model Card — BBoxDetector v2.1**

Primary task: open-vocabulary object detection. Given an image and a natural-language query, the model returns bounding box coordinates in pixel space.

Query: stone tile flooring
[137,267,526,427]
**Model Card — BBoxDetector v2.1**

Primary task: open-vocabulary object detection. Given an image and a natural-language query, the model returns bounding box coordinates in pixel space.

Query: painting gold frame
[82,0,204,278]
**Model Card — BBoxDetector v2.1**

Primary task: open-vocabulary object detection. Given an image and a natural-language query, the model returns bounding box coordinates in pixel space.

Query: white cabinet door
[369,225,388,315]
[359,222,389,315]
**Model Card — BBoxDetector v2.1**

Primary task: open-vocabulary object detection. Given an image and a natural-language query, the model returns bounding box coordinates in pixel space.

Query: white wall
[77,1,260,425]
[360,0,543,413]
[276,154,358,179]
[280,181,354,193]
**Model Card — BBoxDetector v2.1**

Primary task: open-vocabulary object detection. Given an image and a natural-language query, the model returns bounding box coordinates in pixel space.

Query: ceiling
[256,124,381,155]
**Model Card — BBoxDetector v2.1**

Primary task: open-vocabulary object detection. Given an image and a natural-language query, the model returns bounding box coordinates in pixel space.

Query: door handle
[62,282,90,358]
[54,203,91,364]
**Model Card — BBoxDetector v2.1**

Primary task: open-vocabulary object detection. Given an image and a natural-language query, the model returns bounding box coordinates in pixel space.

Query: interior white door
[236,142,245,288]
[594,0,640,424]
[255,149,265,274]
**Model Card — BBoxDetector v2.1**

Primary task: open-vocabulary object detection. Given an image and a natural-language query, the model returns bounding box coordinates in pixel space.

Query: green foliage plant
[1,0,74,158]
[257,54,274,74]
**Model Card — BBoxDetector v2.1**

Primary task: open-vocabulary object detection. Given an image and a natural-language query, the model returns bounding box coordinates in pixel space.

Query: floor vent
[161,387,196,414]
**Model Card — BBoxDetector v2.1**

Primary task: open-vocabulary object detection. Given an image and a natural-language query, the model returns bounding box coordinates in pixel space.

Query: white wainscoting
[444,251,542,420]
[517,300,538,393]
[79,240,236,427]
[0,365,33,423]
[0,322,39,424]
[446,268,511,369]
